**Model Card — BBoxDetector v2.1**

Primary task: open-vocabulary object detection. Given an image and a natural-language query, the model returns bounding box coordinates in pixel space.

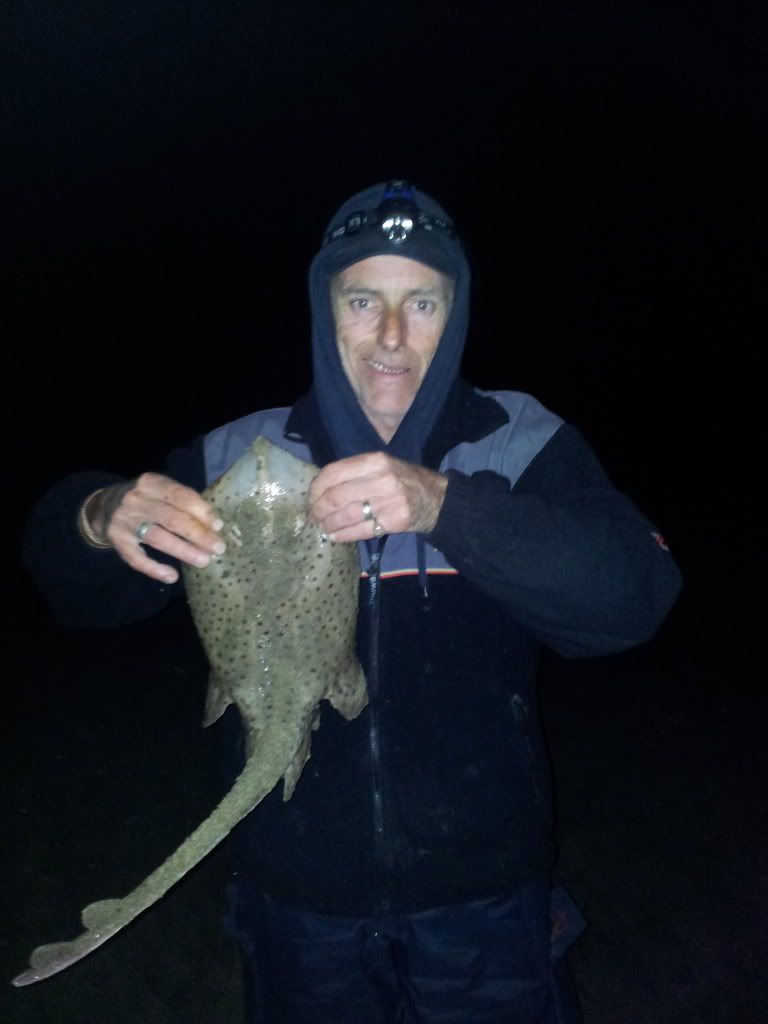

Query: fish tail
[12,747,284,987]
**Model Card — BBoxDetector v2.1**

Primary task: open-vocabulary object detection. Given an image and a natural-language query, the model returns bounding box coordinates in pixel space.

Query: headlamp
[322,180,455,248]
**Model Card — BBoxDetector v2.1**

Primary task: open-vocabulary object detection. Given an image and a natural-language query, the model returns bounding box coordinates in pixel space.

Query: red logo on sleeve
[651,531,670,552]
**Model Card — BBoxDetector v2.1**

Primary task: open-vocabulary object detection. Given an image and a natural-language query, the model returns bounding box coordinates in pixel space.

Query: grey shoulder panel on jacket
[442,390,563,488]
[204,407,295,485]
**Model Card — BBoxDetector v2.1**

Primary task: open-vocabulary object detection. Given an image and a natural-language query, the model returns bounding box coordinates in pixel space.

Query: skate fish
[13,437,366,986]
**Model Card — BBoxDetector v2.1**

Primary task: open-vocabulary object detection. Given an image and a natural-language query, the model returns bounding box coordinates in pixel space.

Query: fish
[13,436,367,986]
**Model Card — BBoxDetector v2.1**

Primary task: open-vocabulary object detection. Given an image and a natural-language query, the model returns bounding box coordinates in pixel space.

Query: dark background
[4,2,766,1021]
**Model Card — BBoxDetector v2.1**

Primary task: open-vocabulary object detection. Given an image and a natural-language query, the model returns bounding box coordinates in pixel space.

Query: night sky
[8,3,763,500]
[5,2,766,1021]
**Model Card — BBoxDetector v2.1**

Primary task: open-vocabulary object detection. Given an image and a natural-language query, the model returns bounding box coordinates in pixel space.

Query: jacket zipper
[365,538,392,910]
[510,693,543,805]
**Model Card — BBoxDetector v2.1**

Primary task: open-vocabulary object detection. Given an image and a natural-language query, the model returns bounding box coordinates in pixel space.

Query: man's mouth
[366,359,409,376]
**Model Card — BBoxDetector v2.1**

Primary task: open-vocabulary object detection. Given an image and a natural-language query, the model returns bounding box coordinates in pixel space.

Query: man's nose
[379,307,405,350]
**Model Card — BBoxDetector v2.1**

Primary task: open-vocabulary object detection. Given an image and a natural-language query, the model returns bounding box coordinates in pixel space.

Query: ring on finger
[135,521,154,542]
[362,499,374,522]
[372,517,384,538]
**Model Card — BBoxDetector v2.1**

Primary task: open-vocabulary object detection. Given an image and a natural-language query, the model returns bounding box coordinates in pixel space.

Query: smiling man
[331,255,454,441]
[24,180,682,1023]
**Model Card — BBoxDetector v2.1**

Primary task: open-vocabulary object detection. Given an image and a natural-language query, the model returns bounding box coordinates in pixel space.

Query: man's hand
[308,452,448,543]
[83,474,225,583]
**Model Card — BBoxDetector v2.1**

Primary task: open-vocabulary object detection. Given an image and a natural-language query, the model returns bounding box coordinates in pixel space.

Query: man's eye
[351,298,372,311]
[413,299,436,314]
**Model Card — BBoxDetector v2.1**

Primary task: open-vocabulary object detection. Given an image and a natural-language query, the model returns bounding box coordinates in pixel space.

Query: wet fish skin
[13,437,366,986]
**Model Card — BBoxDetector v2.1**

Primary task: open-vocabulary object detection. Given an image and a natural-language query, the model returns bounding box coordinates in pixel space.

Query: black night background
[4,2,765,1021]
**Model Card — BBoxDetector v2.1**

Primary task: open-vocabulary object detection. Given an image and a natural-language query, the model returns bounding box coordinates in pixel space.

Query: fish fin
[81,897,123,930]
[281,710,318,801]
[12,902,126,986]
[327,657,368,721]
[202,672,232,727]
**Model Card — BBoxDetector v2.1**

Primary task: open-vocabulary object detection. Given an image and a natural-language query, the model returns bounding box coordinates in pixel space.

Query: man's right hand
[82,474,225,583]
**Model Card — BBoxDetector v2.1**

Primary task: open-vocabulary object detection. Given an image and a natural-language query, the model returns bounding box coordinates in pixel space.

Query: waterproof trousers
[228,878,585,1023]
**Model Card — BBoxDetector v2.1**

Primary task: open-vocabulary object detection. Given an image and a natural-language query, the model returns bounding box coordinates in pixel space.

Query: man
[24,181,682,1022]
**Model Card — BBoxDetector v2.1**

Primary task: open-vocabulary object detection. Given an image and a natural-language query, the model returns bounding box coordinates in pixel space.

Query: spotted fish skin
[187,436,367,796]
[13,437,366,986]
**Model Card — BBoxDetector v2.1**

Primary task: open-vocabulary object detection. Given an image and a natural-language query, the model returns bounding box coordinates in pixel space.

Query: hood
[308,180,470,465]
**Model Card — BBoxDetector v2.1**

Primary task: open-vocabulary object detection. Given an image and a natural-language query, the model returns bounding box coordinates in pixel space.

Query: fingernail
[212,518,224,531]
[162,569,178,583]
[213,541,226,555]
[195,553,210,568]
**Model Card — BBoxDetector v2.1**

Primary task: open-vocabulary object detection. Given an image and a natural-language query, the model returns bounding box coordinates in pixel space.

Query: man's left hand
[308,452,448,542]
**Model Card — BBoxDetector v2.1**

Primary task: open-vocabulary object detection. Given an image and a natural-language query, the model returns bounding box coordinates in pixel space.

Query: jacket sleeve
[427,423,682,658]
[21,438,207,630]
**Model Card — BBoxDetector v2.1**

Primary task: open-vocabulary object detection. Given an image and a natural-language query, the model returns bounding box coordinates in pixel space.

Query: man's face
[330,255,453,442]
